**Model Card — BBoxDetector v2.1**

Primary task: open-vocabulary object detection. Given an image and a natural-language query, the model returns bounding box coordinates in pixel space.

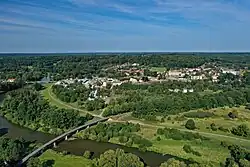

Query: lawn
[149,138,229,166]
[41,83,71,109]
[150,67,167,72]
[40,150,93,167]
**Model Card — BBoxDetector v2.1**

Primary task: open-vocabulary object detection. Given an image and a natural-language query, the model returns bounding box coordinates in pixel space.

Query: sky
[0,0,250,53]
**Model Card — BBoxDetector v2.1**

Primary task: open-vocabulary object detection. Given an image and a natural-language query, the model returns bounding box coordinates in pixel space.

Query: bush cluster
[157,128,209,141]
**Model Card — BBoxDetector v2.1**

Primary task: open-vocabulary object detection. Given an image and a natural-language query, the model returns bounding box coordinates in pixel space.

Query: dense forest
[0,87,93,134]
[0,137,29,166]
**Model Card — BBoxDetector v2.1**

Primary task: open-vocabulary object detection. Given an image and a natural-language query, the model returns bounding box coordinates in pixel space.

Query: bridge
[18,117,108,166]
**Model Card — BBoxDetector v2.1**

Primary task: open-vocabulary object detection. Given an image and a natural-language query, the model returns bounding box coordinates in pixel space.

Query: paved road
[19,117,108,166]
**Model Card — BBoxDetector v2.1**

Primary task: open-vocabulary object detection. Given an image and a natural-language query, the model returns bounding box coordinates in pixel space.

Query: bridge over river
[18,117,108,166]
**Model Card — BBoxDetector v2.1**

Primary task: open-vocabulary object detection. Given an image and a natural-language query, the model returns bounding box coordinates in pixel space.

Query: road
[47,85,103,118]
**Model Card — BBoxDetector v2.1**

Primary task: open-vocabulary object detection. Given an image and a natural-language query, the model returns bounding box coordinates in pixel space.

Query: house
[129,78,138,83]
[183,89,188,93]
[222,69,240,75]
[167,70,183,78]
[132,63,139,66]
[189,89,194,93]
[191,75,203,80]
[7,78,16,83]
[212,75,219,82]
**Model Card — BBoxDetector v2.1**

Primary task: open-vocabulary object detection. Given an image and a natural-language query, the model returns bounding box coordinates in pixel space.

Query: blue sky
[0,0,250,52]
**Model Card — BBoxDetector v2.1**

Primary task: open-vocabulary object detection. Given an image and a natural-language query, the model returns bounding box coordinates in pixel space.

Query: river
[0,93,175,167]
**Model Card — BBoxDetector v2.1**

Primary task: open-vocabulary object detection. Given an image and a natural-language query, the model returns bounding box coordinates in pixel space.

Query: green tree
[160,158,187,167]
[27,157,43,167]
[185,119,196,130]
[83,150,92,159]
[97,149,144,167]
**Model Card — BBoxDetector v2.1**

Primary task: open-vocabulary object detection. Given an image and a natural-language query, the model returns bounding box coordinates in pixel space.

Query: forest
[0,87,93,134]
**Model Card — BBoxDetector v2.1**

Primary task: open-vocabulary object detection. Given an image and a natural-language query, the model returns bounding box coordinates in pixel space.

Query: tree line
[0,88,93,134]
[77,122,152,151]
[103,86,250,120]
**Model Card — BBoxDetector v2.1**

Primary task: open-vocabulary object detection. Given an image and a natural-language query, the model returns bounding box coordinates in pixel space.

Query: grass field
[41,83,71,109]
[150,67,167,72]
[104,123,230,166]
[40,150,93,167]
[115,107,250,165]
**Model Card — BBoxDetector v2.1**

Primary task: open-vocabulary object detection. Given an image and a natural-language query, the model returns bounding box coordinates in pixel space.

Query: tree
[83,150,92,159]
[228,145,246,163]
[160,158,187,167]
[239,159,250,167]
[185,119,196,130]
[231,124,249,137]
[27,157,43,167]
[98,149,144,167]
[210,123,217,131]
[33,83,43,91]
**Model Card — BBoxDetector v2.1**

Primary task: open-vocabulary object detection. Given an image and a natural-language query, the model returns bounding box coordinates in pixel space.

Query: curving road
[18,117,108,166]
[47,84,103,118]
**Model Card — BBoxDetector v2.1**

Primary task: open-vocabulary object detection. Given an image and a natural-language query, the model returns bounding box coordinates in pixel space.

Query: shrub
[210,123,217,131]
[245,104,250,110]
[231,124,250,137]
[83,150,92,159]
[119,136,128,143]
[183,145,192,153]
[183,145,201,157]
[221,141,229,148]
[185,119,196,130]
[157,128,208,141]
[228,111,238,119]
[184,111,214,118]
[218,126,229,133]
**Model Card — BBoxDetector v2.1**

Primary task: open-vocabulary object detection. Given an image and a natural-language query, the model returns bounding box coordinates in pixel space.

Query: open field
[40,150,93,167]
[150,67,167,72]
[104,123,230,166]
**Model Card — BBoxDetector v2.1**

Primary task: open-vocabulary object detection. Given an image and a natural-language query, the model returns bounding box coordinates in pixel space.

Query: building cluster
[55,77,123,90]
[0,78,16,83]
[166,66,241,83]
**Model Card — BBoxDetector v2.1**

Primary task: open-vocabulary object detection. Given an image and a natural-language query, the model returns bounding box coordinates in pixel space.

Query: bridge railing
[18,117,108,166]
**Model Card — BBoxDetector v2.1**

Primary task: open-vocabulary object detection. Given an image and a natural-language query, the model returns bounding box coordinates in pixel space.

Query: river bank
[0,90,176,167]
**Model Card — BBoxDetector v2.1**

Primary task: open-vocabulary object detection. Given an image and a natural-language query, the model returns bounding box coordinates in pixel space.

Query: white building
[189,89,194,93]
[183,89,188,93]
[167,70,183,78]
[129,78,138,83]
[222,69,240,75]
[191,75,203,80]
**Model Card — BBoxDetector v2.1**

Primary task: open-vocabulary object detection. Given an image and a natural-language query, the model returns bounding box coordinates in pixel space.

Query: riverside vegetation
[1,53,250,166]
